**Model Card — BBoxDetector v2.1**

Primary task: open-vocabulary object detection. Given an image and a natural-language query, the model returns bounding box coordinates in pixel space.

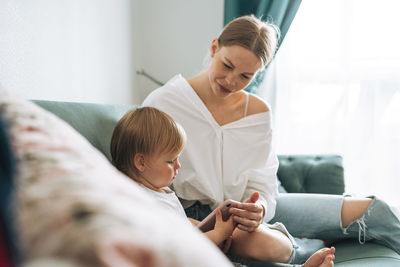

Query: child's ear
[134,153,146,172]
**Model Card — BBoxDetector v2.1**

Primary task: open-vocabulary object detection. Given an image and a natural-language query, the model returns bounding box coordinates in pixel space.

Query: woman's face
[208,40,262,98]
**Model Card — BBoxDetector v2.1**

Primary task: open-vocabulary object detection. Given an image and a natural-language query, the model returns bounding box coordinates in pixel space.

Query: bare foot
[319,254,335,267]
[304,247,335,267]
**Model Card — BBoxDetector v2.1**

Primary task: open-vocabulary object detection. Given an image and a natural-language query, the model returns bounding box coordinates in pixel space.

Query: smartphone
[197,199,238,232]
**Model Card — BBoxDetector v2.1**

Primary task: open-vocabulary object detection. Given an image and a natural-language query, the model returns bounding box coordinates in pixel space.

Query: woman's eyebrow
[224,57,234,67]
[224,57,255,75]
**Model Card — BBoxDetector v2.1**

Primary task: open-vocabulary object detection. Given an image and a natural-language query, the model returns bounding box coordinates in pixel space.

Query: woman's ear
[210,38,219,57]
[134,153,146,172]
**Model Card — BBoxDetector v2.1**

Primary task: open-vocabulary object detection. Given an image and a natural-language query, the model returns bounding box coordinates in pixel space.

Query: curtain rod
[136,69,164,86]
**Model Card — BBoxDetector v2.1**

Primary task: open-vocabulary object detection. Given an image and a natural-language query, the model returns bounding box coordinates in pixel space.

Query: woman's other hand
[229,192,264,232]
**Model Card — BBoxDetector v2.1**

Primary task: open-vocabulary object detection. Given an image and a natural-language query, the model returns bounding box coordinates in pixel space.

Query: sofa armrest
[277,155,345,195]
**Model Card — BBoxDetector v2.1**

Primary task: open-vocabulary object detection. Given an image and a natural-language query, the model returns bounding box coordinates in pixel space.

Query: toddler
[110,107,334,267]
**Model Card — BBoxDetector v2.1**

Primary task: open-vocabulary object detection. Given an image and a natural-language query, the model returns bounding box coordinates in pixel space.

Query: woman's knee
[230,227,293,263]
[341,197,373,227]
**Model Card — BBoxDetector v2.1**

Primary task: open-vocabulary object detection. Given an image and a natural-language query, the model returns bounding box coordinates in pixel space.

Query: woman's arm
[229,100,280,231]
[229,144,279,232]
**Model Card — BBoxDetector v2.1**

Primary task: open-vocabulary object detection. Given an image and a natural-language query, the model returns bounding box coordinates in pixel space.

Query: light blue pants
[271,193,400,262]
[271,194,344,239]
[270,194,344,263]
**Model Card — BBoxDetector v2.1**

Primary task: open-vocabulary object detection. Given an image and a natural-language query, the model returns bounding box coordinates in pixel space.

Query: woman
[143,15,400,264]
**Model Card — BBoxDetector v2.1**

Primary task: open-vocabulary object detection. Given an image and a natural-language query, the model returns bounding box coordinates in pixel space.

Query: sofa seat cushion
[334,240,400,266]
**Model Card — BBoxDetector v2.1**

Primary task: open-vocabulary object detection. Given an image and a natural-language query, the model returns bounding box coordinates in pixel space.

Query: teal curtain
[224,0,302,93]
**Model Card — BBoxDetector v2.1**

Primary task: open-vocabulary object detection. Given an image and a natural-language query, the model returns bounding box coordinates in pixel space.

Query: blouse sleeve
[240,132,279,223]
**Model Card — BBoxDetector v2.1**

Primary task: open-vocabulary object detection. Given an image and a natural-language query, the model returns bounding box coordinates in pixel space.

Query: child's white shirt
[139,184,188,220]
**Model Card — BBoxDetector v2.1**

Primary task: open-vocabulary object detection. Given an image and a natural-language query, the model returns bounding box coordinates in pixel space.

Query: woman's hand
[229,192,265,232]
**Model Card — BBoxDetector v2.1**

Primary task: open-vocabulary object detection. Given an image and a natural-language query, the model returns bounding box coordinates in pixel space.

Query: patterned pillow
[0,90,231,267]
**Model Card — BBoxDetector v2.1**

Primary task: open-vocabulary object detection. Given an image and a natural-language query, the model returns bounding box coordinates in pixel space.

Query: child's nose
[175,159,181,170]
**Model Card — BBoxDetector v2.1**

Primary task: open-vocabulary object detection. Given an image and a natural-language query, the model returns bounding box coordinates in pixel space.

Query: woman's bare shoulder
[247,93,270,115]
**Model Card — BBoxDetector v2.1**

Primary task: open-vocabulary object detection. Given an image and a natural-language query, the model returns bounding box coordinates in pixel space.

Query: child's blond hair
[110,106,186,181]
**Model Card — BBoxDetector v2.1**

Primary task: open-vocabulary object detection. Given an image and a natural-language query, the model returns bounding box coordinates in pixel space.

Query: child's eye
[241,74,250,80]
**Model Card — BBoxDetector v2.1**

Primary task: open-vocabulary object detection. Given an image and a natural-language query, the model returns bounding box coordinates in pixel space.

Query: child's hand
[214,208,235,241]
[218,235,233,254]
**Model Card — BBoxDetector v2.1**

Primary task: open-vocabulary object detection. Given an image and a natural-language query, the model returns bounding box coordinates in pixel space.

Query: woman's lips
[218,83,231,93]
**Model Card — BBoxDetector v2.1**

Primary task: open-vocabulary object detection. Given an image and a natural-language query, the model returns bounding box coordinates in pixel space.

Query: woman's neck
[188,71,241,107]
[188,72,246,126]
[188,71,213,104]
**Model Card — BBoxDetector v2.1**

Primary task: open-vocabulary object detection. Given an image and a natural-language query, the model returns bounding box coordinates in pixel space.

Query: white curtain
[261,0,400,206]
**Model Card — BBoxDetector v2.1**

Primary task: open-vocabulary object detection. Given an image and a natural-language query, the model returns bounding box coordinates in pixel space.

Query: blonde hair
[110,107,186,181]
[218,15,280,68]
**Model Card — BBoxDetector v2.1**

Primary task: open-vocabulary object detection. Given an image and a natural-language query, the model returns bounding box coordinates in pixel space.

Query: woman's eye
[223,63,232,69]
[241,74,250,80]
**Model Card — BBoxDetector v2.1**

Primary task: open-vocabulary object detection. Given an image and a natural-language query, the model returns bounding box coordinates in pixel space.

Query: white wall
[133,0,224,103]
[0,0,224,104]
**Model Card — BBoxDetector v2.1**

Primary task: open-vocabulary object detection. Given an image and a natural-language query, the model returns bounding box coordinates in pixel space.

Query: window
[268,0,400,205]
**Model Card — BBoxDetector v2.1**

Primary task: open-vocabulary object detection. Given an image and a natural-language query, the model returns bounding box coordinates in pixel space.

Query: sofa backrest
[277,155,344,195]
[33,100,136,161]
[33,100,345,195]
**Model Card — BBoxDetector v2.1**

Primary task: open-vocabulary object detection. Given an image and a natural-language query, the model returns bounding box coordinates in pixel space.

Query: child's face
[141,150,182,191]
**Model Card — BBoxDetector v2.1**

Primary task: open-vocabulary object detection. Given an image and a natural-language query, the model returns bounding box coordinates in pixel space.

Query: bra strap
[244,93,250,117]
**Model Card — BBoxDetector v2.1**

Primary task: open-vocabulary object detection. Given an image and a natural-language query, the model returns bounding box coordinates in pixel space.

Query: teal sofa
[33,100,400,266]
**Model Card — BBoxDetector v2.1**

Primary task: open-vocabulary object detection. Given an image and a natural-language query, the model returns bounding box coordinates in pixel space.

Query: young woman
[142,15,400,263]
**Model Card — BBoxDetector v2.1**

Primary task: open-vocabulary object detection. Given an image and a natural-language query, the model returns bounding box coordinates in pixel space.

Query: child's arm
[203,208,235,245]
[188,218,200,226]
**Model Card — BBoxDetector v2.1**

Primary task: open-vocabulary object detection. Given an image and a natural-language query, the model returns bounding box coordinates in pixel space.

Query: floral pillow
[0,90,231,267]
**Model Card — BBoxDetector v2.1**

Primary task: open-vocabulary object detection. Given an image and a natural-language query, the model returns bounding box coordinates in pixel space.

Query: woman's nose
[225,73,236,86]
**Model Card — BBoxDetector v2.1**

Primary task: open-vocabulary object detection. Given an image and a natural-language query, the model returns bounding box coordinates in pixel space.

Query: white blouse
[143,74,279,222]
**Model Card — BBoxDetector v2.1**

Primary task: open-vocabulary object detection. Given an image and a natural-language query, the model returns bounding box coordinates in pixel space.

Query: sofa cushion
[334,240,400,266]
[0,91,232,266]
[277,155,345,194]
